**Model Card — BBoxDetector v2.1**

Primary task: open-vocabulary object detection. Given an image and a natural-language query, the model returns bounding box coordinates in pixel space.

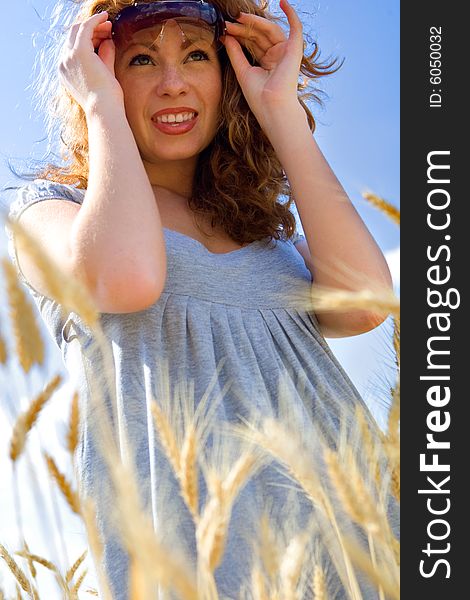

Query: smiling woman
[4,0,397,598]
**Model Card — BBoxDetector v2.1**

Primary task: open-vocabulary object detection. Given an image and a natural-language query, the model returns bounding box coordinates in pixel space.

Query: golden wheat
[1,258,44,374]
[150,401,181,475]
[309,285,399,318]
[312,565,328,600]
[14,550,57,575]
[66,392,80,457]
[179,423,200,523]
[0,330,7,364]
[19,540,36,580]
[393,318,400,368]
[324,448,382,535]
[0,543,33,595]
[70,567,87,596]
[251,565,269,600]
[258,512,280,583]
[44,453,81,515]
[65,550,87,585]
[362,193,400,225]
[81,499,114,600]
[279,532,309,600]
[343,538,399,600]
[9,374,62,462]
[196,472,228,573]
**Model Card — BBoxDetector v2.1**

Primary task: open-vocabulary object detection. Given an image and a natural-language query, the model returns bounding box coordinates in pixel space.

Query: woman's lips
[151,114,198,135]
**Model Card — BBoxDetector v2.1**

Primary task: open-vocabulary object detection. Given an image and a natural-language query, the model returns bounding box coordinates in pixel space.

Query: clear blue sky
[0,0,400,410]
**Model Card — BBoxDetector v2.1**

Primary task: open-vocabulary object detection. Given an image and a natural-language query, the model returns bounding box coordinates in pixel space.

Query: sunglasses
[111,1,228,51]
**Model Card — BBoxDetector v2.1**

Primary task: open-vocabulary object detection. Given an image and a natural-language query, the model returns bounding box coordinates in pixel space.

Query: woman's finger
[279,0,304,52]
[221,35,252,82]
[226,15,286,51]
[91,22,113,49]
[224,31,265,64]
[235,12,286,44]
[73,11,110,52]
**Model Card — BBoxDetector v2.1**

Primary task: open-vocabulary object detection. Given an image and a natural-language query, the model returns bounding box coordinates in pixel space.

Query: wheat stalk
[312,565,328,600]
[179,423,199,522]
[44,453,81,515]
[70,568,88,597]
[258,513,280,584]
[81,499,113,600]
[251,565,269,600]
[309,286,399,318]
[197,472,228,573]
[6,217,98,327]
[0,543,33,596]
[324,448,382,536]
[393,318,400,368]
[362,193,400,225]
[14,551,57,575]
[66,550,87,585]
[9,374,62,462]
[0,330,7,364]
[18,540,36,580]
[150,401,181,475]
[279,532,309,600]
[67,392,80,456]
[343,538,399,600]
[1,257,44,373]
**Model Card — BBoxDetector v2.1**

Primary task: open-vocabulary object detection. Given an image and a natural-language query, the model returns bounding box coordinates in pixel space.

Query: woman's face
[114,19,223,168]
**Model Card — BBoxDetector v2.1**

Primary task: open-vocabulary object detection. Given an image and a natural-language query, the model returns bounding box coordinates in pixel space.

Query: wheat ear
[67,392,80,456]
[251,565,269,600]
[362,192,400,225]
[312,565,328,600]
[66,550,87,585]
[0,330,7,364]
[0,543,33,595]
[179,423,199,522]
[10,375,62,461]
[150,401,181,474]
[44,453,81,515]
[2,257,44,373]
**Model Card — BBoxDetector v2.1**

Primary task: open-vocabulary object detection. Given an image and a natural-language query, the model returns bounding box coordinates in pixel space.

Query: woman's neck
[144,157,196,201]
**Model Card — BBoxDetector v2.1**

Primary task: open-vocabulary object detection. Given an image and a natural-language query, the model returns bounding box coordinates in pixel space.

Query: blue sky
[0,0,399,594]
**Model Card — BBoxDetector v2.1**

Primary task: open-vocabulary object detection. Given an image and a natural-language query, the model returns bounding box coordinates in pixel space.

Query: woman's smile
[151,107,199,135]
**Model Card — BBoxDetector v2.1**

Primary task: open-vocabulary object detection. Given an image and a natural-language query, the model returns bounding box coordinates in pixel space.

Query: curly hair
[34,0,342,244]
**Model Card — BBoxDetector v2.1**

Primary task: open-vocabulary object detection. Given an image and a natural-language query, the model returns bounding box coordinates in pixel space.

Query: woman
[7,0,395,598]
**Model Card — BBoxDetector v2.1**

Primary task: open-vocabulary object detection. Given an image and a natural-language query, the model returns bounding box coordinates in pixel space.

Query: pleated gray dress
[6,180,397,600]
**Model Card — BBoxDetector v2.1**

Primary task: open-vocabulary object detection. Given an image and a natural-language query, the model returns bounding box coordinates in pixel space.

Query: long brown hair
[36,0,342,243]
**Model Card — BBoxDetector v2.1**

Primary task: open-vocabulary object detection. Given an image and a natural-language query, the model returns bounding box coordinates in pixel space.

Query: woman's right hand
[59,11,124,114]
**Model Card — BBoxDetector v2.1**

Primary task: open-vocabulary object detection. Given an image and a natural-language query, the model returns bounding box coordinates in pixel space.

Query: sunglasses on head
[111,1,228,51]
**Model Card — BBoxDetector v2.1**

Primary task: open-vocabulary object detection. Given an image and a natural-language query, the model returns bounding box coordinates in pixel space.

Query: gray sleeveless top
[6,180,394,600]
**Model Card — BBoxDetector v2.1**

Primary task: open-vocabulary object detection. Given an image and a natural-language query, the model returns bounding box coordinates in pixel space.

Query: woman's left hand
[221,0,304,125]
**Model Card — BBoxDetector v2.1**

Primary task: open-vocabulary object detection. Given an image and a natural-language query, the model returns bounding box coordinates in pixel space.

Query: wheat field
[0,193,400,600]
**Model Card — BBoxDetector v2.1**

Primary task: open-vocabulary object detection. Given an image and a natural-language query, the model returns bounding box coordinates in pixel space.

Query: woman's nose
[155,63,190,97]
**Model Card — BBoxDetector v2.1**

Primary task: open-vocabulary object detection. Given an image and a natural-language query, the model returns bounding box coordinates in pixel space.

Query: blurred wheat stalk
[0,194,400,599]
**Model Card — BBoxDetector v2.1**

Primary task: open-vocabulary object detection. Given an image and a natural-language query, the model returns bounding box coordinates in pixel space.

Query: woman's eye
[129,54,154,66]
[186,50,209,62]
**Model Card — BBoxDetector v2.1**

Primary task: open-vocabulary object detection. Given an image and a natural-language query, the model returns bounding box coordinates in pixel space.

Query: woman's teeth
[156,112,196,124]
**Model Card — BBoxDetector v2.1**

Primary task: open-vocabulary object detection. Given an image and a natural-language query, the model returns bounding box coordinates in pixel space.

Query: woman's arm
[61,12,167,309]
[262,107,393,337]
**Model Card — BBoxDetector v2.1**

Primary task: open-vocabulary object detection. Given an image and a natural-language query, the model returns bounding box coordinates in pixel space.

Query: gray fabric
[6,180,397,600]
